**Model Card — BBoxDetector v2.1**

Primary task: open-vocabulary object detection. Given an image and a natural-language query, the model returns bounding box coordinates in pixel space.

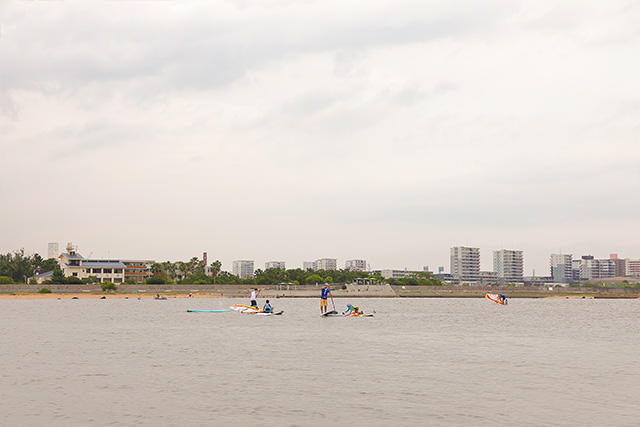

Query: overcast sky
[1,0,639,274]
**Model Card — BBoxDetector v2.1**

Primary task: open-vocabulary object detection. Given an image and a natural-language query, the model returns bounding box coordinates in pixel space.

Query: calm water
[0,297,638,426]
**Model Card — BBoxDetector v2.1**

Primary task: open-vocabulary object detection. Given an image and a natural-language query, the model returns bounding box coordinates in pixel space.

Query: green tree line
[144,261,383,286]
[0,249,445,287]
[0,250,58,283]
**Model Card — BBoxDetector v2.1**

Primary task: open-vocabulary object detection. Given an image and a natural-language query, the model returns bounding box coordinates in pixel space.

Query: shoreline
[2,283,639,299]
[0,292,638,300]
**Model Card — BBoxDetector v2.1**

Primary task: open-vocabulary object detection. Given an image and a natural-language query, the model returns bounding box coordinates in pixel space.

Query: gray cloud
[1,0,639,274]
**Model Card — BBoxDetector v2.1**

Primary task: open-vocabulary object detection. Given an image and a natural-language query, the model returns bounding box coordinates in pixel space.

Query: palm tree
[210,260,222,283]
[165,262,177,281]
[150,263,164,277]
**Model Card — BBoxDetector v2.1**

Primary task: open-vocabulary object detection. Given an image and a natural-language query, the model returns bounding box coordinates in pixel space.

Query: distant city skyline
[16,240,640,277]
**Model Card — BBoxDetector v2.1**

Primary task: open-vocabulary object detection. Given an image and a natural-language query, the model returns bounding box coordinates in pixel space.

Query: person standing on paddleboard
[320,283,331,314]
[250,288,261,307]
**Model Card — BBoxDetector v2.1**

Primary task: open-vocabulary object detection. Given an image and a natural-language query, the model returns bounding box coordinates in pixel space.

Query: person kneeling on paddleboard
[263,300,273,313]
[343,304,361,315]
[250,288,261,307]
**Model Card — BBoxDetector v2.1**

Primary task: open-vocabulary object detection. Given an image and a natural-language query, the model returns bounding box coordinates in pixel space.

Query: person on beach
[263,300,273,313]
[499,293,507,304]
[250,288,261,307]
[320,283,331,314]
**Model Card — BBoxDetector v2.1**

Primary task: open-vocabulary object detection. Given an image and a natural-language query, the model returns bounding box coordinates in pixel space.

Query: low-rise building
[58,249,125,283]
[523,276,555,286]
[33,270,53,284]
[80,260,127,283]
[122,260,155,283]
[434,273,454,283]
[571,255,621,281]
[626,259,640,277]
[370,269,421,279]
[479,271,499,285]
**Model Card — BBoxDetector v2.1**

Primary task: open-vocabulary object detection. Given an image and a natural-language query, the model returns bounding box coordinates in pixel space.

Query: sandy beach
[0,293,224,300]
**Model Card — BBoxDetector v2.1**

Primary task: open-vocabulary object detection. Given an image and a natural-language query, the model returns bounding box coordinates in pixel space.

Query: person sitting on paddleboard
[250,288,261,307]
[320,283,331,314]
[263,300,273,313]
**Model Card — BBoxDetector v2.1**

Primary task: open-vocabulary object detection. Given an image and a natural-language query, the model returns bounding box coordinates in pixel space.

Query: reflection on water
[0,297,638,426]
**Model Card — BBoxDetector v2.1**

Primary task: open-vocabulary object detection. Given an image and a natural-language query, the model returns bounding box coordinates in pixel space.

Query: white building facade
[232,260,255,278]
[450,246,480,284]
[315,258,337,271]
[345,259,367,271]
[493,249,524,283]
[47,242,59,260]
[58,249,125,283]
[371,269,421,279]
[550,254,573,283]
[265,261,286,270]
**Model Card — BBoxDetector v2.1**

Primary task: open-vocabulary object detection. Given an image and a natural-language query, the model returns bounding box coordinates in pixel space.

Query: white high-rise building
[315,258,337,271]
[550,254,573,283]
[450,246,480,283]
[232,260,254,279]
[265,261,286,270]
[303,261,316,270]
[47,242,59,260]
[493,249,524,283]
[345,259,367,271]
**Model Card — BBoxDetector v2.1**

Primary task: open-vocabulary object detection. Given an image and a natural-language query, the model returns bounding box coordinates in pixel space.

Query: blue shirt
[321,287,330,299]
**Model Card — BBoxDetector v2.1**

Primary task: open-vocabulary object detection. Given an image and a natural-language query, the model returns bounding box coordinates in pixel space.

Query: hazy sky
[1,0,639,274]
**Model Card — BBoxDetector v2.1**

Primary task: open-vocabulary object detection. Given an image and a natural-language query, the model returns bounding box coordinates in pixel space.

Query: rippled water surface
[1,297,638,426]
